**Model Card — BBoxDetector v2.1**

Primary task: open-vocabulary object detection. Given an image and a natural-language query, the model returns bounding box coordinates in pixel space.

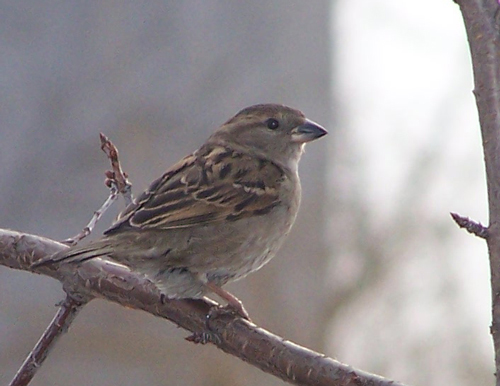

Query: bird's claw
[208,303,252,322]
[185,331,221,345]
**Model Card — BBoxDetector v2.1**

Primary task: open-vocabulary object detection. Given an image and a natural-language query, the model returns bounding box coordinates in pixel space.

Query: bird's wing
[105,145,285,234]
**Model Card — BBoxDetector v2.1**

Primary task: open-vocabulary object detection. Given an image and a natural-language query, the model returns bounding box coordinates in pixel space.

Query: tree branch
[1,229,408,386]
[61,133,131,246]
[100,132,133,205]
[456,0,500,382]
[8,296,86,386]
[450,212,489,239]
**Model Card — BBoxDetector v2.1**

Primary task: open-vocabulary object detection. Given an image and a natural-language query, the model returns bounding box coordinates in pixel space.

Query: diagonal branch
[0,229,408,386]
[450,212,488,239]
[8,296,86,386]
[61,134,132,246]
[61,184,119,246]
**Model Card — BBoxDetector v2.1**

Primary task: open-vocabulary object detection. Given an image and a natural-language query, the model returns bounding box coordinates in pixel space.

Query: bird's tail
[31,240,114,268]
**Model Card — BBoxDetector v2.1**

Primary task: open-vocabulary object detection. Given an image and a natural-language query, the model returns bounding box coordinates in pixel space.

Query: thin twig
[62,183,119,245]
[62,134,133,245]
[450,212,488,239]
[8,295,86,386]
[100,133,133,205]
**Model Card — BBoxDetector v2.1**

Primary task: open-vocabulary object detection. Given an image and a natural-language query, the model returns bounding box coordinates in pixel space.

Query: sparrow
[34,104,327,318]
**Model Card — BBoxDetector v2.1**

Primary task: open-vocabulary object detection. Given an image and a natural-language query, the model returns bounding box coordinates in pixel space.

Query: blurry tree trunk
[457,1,500,384]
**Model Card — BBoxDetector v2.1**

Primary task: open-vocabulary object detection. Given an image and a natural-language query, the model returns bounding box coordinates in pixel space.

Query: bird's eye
[266,118,280,130]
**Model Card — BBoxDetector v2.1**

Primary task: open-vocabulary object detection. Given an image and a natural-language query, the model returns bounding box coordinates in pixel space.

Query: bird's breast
[203,197,299,284]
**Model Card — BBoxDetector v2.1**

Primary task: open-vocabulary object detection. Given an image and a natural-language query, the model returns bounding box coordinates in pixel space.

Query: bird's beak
[291,119,328,143]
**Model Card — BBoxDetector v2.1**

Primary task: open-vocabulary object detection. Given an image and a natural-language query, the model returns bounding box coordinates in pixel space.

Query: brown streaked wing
[105,154,196,234]
[107,145,285,233]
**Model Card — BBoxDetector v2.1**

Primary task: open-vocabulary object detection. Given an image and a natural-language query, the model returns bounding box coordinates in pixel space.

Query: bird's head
[209,104,327,171]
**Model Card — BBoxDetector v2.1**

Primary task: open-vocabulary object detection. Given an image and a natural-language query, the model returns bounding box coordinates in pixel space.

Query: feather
[105,145,285,233]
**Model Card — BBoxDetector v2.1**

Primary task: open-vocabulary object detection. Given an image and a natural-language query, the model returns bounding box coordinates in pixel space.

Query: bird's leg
[205,282,250,320]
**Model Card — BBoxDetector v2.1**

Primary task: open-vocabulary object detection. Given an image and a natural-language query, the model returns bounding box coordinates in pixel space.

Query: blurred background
[0,1,490,385]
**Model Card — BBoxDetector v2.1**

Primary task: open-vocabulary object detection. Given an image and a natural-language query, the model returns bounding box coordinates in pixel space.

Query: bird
[33,104,327,318]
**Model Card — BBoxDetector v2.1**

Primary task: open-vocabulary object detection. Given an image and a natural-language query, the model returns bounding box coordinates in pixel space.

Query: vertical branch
[9,296,86,386]
[457,0,500,383]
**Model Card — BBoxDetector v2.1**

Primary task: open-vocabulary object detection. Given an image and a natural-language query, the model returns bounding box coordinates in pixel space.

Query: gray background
[0,2,332,386]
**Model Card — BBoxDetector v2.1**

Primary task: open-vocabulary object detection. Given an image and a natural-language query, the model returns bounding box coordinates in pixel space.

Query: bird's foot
[185,297,252,345]
[190,303,250,344]
[208,302,251,321]
[204,282,252,321]
[185,330,221,345]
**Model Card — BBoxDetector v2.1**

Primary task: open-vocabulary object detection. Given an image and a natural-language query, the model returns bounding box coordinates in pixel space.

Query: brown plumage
[35,104,327,318]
